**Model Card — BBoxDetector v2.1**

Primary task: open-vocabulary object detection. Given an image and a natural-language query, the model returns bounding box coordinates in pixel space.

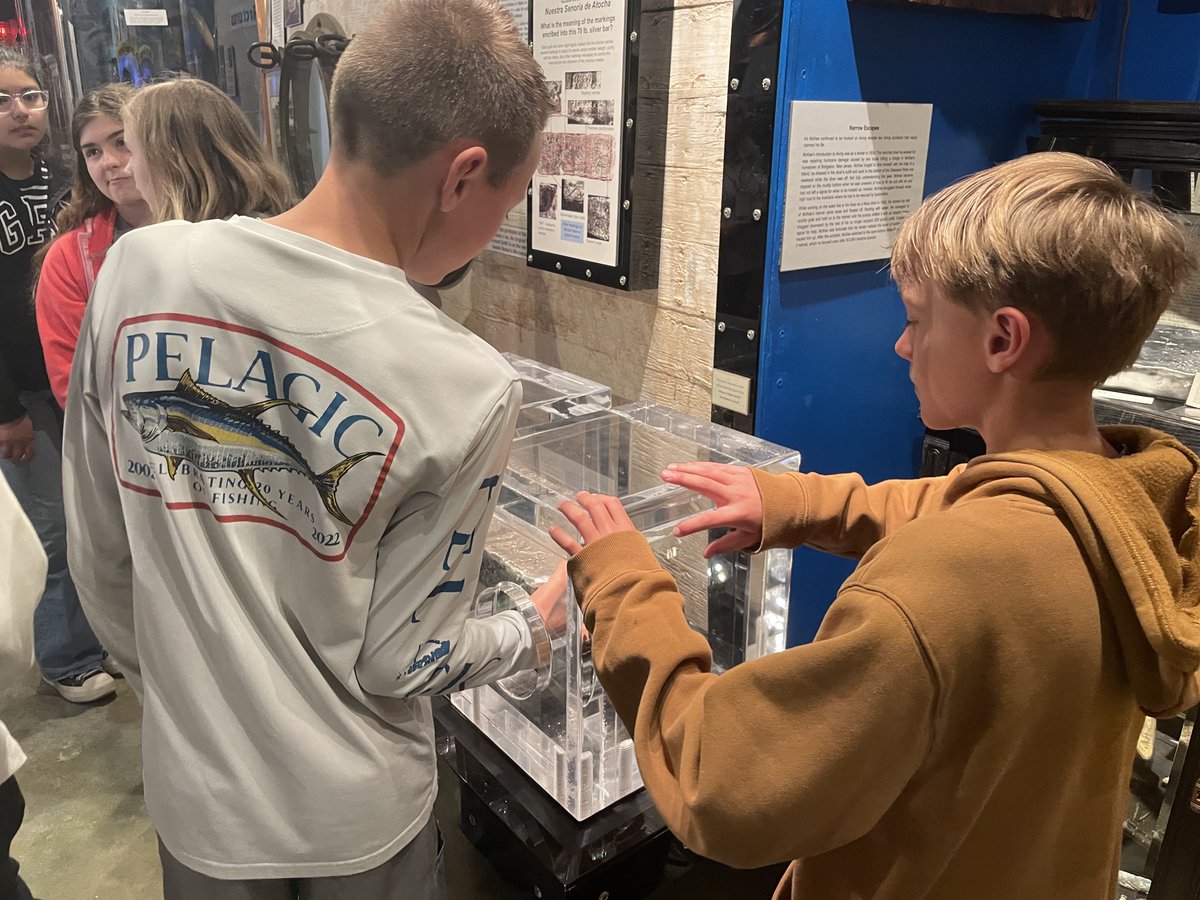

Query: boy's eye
[115,138,126,148]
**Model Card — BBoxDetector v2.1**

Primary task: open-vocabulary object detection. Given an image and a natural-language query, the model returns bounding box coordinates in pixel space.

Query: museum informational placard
[528,0,639,288]
[780,101,932,271]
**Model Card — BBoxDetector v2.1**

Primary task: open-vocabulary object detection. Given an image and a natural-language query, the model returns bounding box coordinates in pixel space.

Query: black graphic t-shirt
[0,157,57,422]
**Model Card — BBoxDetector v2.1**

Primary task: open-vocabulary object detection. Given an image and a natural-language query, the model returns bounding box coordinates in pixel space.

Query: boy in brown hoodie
[547,152,1200,900]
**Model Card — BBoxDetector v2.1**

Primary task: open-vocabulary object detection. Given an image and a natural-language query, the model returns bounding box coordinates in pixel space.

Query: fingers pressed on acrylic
[548,525,583,556]
[666,461,737,482]
[557,501,599,544]
[576,491,615,532]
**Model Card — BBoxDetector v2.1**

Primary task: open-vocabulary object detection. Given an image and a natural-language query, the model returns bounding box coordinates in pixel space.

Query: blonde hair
[330,0,553,186]
[123,77,295,222]
[891,152,1195,382]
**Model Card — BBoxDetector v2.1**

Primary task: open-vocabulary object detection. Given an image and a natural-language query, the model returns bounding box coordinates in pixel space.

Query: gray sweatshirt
[63,217,538,879]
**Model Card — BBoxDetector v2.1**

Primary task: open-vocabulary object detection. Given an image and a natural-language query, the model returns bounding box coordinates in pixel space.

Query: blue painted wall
[757,0,1200,645]
[1116,0,1200,100]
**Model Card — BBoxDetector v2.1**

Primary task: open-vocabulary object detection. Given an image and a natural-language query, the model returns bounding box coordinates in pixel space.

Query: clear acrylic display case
[503,352,613,436]
[453,400,800,820]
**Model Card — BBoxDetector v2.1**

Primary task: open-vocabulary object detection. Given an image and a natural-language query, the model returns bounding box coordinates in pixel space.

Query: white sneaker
[44,668,117,703]
[100,653,123,678]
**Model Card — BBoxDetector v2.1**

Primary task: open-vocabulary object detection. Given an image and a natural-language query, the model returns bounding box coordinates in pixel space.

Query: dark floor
[1,673,785,899]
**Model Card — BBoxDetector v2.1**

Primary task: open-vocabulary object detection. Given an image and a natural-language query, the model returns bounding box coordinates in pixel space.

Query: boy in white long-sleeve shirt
[61,1,556,896]
[0,475,48,900]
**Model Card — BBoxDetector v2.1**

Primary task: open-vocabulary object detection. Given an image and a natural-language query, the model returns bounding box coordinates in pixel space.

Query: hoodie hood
[946,426,1200,716]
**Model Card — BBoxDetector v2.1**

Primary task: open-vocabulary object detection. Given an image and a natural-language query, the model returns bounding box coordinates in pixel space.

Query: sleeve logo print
[111,315,404,560]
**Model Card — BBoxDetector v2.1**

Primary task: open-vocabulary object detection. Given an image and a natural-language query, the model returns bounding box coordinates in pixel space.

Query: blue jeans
[0,393,104,681]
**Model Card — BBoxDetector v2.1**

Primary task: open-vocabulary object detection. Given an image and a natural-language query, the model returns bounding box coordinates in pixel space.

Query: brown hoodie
[567,426,1200,900]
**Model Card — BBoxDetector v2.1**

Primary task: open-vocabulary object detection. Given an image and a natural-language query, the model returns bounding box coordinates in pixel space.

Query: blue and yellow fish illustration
[121,370,381,526]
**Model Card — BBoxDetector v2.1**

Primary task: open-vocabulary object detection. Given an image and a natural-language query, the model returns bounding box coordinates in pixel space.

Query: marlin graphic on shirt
[120,371,382,526]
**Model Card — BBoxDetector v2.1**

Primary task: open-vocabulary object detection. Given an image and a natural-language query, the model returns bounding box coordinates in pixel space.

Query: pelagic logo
[111,315,403,560]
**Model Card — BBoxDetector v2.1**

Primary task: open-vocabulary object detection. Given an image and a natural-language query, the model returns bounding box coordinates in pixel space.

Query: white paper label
[123,8,169,25]
[1136,716,1156,761]
[488,202,528,259]
[712,369,751,416]
[1186,373,1200,409]
[270,0,284,44]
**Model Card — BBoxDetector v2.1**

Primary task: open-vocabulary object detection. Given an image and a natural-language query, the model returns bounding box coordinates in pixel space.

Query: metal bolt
[527,186,533,195]
[533,889,542,899]
[722,207,732,219]
[599,893,610,900]
[622,199,630,210]
[555,261,562,271]
[468,814,477,826]
[747,329,756,340]
[761,77,772,91]
[752,208,762,221]
[619,275,627,286]
[585,268,592,278]
[717,321,726,333]
[625,118,634,129]
[526,254,533,263]
[629,30,637,42]
[729,77,739,91]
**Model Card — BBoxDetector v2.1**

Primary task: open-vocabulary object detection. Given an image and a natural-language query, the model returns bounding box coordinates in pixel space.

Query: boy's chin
[917,408,963,432]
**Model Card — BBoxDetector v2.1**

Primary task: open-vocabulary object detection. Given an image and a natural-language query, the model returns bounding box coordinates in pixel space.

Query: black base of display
[456,784,672,899]
[435,697,672,900]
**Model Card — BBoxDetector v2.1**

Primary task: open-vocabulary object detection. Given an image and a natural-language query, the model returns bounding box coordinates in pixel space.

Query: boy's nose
[894,331,912,361]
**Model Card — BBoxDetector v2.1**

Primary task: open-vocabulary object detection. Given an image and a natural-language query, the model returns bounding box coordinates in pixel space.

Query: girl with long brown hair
[35,83,152,410]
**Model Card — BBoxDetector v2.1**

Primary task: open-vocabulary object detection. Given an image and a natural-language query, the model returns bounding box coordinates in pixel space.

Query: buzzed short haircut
[330,0,553,186]
[891,152,1196,383]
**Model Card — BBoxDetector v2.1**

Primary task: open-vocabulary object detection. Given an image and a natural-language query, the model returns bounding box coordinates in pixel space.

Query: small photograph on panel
[584,134,614,180]
[546,80,563,113]
[538,133,562,176]
[561,179,585,214]
[565,71,599,90]
[587,196,610,241]
[560,134,586,176]
[539,182,559,219]
[567,99,614,127]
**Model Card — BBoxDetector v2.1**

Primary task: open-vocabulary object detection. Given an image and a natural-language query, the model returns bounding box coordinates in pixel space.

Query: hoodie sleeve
[61,297,141,694]
[355,381,548,699]
[568,531,937,868]
[751,467,964,559]
[35,235,89,410]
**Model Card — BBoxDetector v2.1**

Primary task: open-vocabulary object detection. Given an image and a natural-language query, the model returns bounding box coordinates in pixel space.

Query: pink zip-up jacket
[35,207,118,408]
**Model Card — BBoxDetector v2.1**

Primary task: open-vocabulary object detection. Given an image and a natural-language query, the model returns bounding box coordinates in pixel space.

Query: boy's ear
[985,306,1036,375]
[440,146,489,212]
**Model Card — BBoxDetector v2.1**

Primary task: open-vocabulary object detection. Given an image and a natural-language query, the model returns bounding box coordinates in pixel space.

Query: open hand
[0,416,35,463]
[549,491,637,556]
[661,462,763,558]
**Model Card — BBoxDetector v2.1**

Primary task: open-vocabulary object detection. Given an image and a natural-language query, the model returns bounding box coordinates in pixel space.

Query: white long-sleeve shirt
[63,217,536,879]
[0,475,47,784]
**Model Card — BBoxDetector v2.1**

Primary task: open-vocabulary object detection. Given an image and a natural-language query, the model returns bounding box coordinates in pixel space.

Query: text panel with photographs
[529,0,636,286]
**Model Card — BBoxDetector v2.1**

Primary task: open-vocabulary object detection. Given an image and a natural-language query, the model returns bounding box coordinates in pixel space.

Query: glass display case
[503,352,612,436]
[451,400,799,820]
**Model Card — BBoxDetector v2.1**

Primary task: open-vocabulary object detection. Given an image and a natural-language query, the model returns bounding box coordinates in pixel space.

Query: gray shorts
[158,815,447,900]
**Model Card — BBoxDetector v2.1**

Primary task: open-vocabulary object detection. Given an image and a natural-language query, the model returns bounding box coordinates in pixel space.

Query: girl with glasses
[0,47,118,709]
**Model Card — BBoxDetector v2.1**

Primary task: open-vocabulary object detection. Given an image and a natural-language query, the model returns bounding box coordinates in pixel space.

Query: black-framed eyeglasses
[0,90,49,115]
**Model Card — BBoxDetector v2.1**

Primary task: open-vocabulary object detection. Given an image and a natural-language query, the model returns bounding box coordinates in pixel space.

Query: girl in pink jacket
[35,84,151,409]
